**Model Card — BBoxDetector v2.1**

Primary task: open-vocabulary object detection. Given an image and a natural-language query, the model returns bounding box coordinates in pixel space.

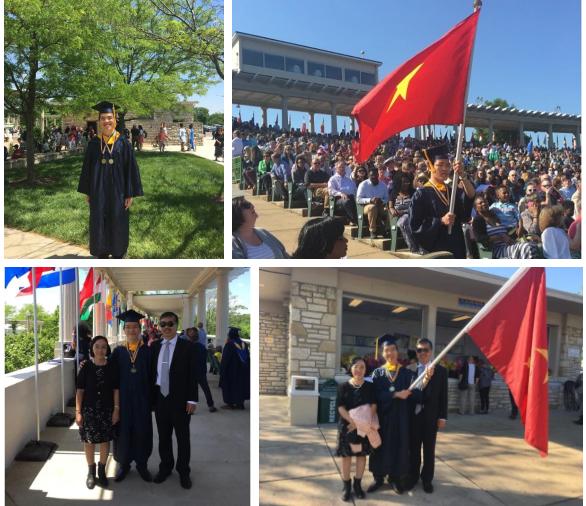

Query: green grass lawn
[5,152,224,258]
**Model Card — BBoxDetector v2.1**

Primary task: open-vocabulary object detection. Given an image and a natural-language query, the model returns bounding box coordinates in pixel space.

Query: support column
[330,102,338,135]
[196,290,206,325]
[424,305,437,350]
[488,119,494,143]
[261,106,267,128]
[60,280,77,350]
[215,270,230,346]
[518,122,525,147]
[281,96,288,131]
[126,291,134,310]
[548,124,554,149]
[351,117,356,133]
[182,295,194,330]
[575,127,581,149]
[309,112,315,134]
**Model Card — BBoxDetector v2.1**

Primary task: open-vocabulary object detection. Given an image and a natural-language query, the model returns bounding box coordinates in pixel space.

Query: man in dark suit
[151,311,198,489]
[408,338,448,494]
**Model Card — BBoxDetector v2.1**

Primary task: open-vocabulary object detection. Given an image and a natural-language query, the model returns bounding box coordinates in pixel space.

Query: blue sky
[469,268,582,295]
[232,0,580,143]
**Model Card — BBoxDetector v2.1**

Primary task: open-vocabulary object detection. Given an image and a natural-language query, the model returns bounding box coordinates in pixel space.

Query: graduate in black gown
[219,327,250,409]
[368,336,432,495]
[409,144,475,258]
[110,309,153,482]
[78,101,143,259]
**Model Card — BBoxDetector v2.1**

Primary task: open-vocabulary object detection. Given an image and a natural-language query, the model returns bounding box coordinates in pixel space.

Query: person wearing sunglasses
[151,312,198,489]
[407,338,447,495]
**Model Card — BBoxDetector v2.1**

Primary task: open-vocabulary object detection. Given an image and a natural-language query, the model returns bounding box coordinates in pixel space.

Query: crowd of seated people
[232,120,581,259]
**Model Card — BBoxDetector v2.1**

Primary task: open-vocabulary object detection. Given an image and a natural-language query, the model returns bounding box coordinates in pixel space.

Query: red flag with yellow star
[466,268,548,456]
[352,10,480,163]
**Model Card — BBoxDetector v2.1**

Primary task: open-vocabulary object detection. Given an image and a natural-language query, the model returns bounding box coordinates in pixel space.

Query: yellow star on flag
[386,63,424,113]
[524,347,549,384]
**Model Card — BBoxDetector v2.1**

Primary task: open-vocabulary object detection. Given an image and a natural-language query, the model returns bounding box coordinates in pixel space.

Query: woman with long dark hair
[292,217,348,259]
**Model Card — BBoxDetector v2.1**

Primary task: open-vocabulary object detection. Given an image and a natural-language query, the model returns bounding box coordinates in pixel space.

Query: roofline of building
[233,31,383,66]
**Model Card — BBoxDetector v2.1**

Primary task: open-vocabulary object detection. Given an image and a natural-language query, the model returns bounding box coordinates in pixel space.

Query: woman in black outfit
[76,336,120,489]
[336,357,377,502]
[213,127,224,161]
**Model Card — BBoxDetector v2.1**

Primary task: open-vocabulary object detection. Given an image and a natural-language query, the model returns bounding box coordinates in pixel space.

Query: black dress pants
[155,391,191,476]
[409,412,438,485]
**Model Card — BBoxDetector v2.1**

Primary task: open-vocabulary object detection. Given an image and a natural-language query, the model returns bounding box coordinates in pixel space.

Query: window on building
[308,61,325,78]
[345,69,360,84]
[341,295,424,374]
[360,72,376,85]
[285,57,305,74]
[326,65,342,80]
[242,49,263,67]
[265,53,285,70]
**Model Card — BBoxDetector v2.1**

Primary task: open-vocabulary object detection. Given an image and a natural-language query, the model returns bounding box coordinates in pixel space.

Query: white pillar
[61,281,77,346]
[424,305,437,350]
[182,296,194,330]
[126,291,134,309]
[548,124,554,149]
[309,112,315,134]
[197,290,206,326]
[281,96,288,131]
[215,270,230,346]
[519,122,525,146]
[575,127,581,149]
[330,102,338,135]
[351,117,356,132]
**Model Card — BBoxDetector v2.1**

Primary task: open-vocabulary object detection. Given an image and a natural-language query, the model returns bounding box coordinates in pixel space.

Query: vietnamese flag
[352,10,480,163]
[466,268,548,456]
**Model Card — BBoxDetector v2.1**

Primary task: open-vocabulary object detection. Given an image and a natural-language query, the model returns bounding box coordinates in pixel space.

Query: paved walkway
[260,395,582,506]
[6,376,249,506]
[4,136,222,259]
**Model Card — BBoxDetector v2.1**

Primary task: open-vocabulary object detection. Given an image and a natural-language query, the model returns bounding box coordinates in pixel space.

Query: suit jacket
[419,364,448,426]
[151,337,198,408]
[459,362,481,388]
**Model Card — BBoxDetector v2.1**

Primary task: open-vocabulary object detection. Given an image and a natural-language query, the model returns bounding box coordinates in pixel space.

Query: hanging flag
[237,110,242,123]
[572,136,577,150]
[275,114,279,126]
[80,269,102,320]
[527,140,533,155]
[251,112,255,125]
[5,267,31,287]
[17,268,55,296]
[352,10,480,163]
[466,268,548,456]
[301,122,307,134]
[320,118,325,134]
[288,114,291,130]
[35,268,76,288]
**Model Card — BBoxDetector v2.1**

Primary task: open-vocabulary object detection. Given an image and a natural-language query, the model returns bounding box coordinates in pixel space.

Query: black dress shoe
[366,479,384,493]
[179,474,192,489]
[137,467,152,482]
[114,466,130,482]
[391,481,404,495]
[423,482,434,493]
[209,406,218,413]
[153,472,170,484]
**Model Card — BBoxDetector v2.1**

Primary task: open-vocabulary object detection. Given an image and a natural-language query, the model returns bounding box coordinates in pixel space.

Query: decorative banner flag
[36,268,76,288]
[352,10,480,163]
[80,269,102,320]
[320,119,325,134]
[17,268,55,296]
[5,267,31,288]
[466,268,549,456]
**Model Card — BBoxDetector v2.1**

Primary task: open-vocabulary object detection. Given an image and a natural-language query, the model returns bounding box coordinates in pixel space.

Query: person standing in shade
[186,327,218,413]
[458,356,480,415]
[78,101,143,259]
[151,312,198,489]
[219,327,250,410]
[76,336,119,489]
[408,338,447,494]
[478,361,495,414]
[110,310,153,483]
[197,321,207,347]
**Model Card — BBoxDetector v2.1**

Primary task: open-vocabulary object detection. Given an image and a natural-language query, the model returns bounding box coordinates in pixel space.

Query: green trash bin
[317,379,339,424]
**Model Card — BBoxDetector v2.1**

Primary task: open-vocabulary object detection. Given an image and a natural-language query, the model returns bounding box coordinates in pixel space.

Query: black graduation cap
[92,101,119,114]
[379,334,397,347]
[228,327,241,339]
[117,309,144,324]
[422,144,450,164]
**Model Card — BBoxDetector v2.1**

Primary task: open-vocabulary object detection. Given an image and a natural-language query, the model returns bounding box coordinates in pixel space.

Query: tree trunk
[25,36,39,184]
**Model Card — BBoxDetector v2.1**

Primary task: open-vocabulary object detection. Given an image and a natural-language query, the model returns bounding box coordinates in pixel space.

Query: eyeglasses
[416,348,430,353]
[159,321,176,328]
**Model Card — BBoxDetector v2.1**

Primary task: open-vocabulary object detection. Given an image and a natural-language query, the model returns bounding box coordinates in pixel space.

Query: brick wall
[559,325,582,379]
[289,282,338,381]
[260,311,289,394]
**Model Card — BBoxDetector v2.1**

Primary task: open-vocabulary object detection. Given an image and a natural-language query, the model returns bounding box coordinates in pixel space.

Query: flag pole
[75,268,80,372]
[59,268,65,412]
[448,0,482,234]
[409,267,531,390]
[32,267,41,441]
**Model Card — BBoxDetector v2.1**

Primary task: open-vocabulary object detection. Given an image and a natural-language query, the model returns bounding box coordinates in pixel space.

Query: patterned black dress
[336,380,376,457]
[77,361,119,444]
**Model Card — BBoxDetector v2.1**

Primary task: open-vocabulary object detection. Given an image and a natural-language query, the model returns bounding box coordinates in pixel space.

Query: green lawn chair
[356,202,366,239]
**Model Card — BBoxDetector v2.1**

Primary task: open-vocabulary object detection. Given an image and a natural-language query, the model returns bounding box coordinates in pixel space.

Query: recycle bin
[288,375,319,426]
[318,379,339,424]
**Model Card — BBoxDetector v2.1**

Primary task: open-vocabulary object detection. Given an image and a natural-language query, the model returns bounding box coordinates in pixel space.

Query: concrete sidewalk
[6,376,249,506]
[260,395,582,506]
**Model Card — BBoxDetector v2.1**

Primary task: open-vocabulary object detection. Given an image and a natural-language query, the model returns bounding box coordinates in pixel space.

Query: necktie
[415,364,425,415]
[160,340,171,397]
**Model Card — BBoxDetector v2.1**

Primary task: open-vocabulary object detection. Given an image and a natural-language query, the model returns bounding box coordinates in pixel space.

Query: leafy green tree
[194,106,210,124]
[147,0,224,79]
[208,112,223,125]
[206,296,250,340]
